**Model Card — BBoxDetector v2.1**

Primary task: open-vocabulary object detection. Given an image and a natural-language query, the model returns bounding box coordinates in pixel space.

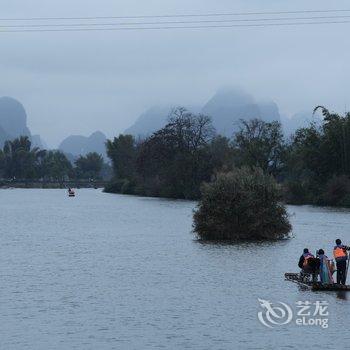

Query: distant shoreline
[0,180,107,189]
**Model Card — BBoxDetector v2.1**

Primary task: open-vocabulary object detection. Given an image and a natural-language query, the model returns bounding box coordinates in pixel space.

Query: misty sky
[1,0,350,147]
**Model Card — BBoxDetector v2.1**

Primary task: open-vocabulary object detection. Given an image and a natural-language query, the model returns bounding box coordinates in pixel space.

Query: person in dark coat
[298,248,319,282]
[333,239,350,285]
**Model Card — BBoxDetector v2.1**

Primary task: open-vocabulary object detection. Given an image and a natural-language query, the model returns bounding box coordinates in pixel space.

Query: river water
[0,189,349,349]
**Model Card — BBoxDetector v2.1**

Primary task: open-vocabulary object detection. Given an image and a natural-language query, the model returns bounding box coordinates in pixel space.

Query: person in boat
[298,248,319,282]
[298,248,314,271]
[333,239,350,285]
[317,249,334,284]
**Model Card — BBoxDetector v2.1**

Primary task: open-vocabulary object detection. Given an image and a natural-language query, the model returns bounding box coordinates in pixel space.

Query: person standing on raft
[333,239,350,285]
[317,249,334,284]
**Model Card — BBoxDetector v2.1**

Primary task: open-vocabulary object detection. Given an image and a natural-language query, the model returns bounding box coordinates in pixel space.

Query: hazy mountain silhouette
[124,106,173,138]
[59,131,107,158]
[0,93,320,153]
[0,125,10,148]
[201,87,281,136]
[125,87,281,138]
[281,111,322,137]
[0,96,32,147]
[31,134,48,149]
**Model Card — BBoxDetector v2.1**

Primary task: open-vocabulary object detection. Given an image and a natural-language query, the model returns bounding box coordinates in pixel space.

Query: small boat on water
[68,188,75,197]
[285,273,350,291]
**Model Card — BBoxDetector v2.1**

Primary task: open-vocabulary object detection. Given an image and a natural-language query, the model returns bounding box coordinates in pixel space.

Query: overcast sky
[1,0,350,147]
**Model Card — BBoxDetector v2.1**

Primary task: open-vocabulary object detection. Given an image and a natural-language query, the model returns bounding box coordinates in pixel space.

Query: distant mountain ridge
[0,125,10,146]
[125,87,283,138]
[0,96,31,147]
[124,105,202,138]
[201,87,281,136]
[124,106,173,139]
[0,96,107,159]
[0,96,49,149]
[31,134,47,149]
[0,93,322,158]
[59,131,107,159]
[281,111,322,137]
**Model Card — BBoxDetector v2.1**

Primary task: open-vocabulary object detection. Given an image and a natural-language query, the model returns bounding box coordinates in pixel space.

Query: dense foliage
[233,119,285,176]
[284,106,350,206]
[193,167,291,240]
[0,136,106,181]
[105,108,234,198]
[1,136,46,179]
[105,105,350,208]
[75,152,104,179]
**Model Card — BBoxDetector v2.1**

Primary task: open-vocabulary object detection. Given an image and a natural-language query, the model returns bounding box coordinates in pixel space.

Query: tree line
[105,107,234,198]
[0,136,106,181]
[105,106,350,207]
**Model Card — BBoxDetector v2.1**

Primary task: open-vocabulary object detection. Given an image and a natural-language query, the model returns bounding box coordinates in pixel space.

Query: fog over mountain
[31,134,47,149]
[59,131,107,159]
[0,91,323,155]
[0,126,9,148]
[0,96,106,158]
[124,105,202,138]
[201,87,281,136]
[0,96,35,148]
[124,106,174,139]
[0,96,50,149]
[125,88,284,138]
[281,111,322,137]
[0,97,31,146]
[1,0,349,146]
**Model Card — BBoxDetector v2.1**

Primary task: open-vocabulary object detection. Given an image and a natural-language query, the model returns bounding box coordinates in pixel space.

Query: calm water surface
[0,189,349,349]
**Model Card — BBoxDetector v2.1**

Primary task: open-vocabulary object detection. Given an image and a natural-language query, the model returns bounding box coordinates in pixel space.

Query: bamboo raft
[285,273,350,291]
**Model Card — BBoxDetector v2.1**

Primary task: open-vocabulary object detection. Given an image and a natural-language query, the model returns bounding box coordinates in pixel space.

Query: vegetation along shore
[2,105,349,211]
[105,106,350,208]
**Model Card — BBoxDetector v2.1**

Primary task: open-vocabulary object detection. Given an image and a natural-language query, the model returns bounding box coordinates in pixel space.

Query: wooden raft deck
[285,273,350,291]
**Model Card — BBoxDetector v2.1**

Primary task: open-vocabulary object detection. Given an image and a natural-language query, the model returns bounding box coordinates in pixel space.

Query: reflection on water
[336,291,349,301]
[0,190,350,349]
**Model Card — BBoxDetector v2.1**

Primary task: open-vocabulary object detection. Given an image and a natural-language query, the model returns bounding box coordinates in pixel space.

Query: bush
[104,179,125,193]
[283,180,308,204]
[319,175,350,207]
[283,177,320,205]
[193,167,291,241]
[104,178,136,195]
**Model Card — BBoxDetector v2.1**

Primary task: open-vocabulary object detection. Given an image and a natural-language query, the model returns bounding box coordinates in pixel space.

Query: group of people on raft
[298,239,350,285]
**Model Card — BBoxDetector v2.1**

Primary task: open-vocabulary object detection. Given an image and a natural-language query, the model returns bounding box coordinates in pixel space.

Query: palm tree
[3,136,46,179]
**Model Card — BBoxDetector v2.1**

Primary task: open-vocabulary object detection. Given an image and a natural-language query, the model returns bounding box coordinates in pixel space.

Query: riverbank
[0,180,108,189]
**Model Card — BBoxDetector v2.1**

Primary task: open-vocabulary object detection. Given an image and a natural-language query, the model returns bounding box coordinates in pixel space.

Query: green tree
[285,106,350,206]
[75,152,104,179]
[3,136,46,179]
[314,106,350,176]
[136,107,215,198]
[283,124,325,203]
[40,150,73,181]
[233,119,285,176]
[193,167,291,241]
[106,134,136,180]
[208,135,235,173]
[0,149,4,178]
